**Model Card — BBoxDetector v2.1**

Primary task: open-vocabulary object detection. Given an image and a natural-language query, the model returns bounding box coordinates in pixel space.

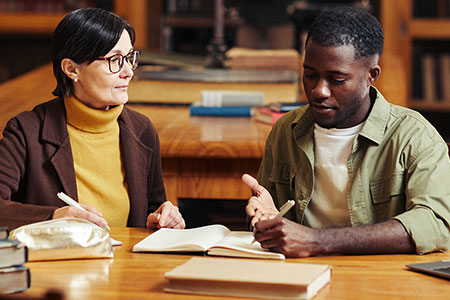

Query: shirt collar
[291,86,390,146]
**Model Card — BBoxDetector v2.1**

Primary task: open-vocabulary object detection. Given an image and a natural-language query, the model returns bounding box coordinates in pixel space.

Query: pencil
[56,192,111,230]
[251,199,295,244]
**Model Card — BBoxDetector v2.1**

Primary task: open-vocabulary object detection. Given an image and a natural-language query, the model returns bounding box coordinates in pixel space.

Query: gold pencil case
[9,217,113,261]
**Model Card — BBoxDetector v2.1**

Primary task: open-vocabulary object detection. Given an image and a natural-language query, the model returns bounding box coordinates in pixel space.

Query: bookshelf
[380,0,450,111]
[0,0,159,50]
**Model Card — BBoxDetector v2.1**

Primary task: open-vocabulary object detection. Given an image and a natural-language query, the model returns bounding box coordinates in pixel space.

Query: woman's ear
[368,64,381,85]
[61,58,80,82]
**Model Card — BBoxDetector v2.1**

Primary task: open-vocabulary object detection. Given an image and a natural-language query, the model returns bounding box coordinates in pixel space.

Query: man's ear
[368,64,381,85]
[61,58,81,81]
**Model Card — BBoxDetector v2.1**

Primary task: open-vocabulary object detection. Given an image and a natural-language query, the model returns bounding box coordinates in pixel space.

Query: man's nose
[311,79,331,99]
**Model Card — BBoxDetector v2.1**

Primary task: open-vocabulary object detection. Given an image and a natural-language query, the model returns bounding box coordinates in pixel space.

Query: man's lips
[311,103,336,110]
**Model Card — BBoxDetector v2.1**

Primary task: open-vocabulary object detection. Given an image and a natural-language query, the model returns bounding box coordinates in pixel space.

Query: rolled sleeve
[395,141,450,254]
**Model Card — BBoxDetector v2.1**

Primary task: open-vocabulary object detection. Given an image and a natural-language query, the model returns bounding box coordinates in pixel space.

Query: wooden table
[17,227,450,300]
[0,64,272,204]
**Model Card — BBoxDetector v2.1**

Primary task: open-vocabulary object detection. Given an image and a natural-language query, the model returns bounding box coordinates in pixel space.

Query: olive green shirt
[258,87,450,254]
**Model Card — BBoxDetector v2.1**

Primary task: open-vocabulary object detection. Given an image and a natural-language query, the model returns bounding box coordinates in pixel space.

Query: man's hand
[146,201,185,229]
[253,217,416,258]
[53,203,109,229]
[254,217,322,258]
[241,174,278,226]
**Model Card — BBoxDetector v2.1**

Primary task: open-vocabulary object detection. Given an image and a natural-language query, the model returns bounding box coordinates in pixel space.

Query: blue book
[269,101,308,113]
[189,103,253,117]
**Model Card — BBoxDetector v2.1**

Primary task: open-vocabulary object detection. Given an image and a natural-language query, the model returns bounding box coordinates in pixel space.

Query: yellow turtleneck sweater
[64,96,130,226]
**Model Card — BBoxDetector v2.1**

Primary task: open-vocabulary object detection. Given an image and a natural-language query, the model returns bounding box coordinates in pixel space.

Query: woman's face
[73,30,134,110]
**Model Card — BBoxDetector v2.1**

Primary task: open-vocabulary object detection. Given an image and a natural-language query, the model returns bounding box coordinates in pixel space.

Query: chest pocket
[268,164,296,214]
[369,173,406,221]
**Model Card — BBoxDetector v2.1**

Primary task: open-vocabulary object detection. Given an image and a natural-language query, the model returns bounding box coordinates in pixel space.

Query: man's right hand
[241,174,278,226]
[52,204,109,229]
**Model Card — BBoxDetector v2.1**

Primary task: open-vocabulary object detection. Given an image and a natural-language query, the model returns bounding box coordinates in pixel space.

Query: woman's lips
[116,85,128,91]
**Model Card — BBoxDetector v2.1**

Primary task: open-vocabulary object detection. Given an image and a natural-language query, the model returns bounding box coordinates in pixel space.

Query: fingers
[245,196,259,216]
[53,206,109,228]
[147,201,185,229]
[79,203,103,217]
[241,174,264,196]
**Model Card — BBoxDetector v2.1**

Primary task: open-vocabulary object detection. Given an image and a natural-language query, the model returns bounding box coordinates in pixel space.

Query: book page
[207,231,285,260]
[132,224,230,252]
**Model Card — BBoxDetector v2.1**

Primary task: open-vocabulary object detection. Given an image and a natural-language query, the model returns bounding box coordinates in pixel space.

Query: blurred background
[0,0,449,228]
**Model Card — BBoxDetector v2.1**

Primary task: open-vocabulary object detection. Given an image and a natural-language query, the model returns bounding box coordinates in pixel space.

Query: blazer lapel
[41,98,78,200]
[119,110,152,227]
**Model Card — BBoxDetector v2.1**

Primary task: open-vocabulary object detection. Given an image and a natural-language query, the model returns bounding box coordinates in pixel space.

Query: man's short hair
[306,6,384,59]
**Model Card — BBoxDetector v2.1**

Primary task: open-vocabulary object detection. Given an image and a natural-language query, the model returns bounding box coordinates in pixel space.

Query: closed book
[132,224,285,260]
[225,47,301,72]
[0,266,30,294]
[164,257,331,300]
[0,227,8,240]
[269,101,308,113]
[0,239,28,268]
[253,107,285,125]
[201,90,264,107]
[189,103,253,117]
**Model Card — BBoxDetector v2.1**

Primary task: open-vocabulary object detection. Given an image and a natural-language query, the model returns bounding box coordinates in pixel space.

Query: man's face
[302,41,375,129]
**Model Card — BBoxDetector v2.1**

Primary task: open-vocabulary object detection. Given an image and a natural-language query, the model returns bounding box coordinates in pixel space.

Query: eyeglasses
[96,50,140,74]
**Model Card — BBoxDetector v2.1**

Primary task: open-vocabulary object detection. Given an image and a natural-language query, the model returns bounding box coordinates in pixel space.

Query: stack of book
[189,90,264,117]
[225,47,301,72]
[0,227,30,294]
[253,101,308,125]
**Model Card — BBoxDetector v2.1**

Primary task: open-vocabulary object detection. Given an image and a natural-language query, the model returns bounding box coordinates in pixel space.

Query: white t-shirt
[303,122,364,228]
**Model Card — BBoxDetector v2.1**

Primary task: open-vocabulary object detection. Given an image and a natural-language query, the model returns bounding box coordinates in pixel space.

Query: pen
[56,192,111,230]
[251,199,295,244]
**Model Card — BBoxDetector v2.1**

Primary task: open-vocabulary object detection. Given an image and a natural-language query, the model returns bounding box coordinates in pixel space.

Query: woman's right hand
[52,203,109,229]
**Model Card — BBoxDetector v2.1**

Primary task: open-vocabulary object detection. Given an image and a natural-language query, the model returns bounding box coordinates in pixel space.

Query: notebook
[406,260,450,280]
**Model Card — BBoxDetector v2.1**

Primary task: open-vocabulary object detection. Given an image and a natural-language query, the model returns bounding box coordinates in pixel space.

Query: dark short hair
[306,6,383,59]
[52,8,136,97]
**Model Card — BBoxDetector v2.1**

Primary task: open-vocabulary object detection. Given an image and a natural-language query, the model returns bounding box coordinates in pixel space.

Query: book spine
[439,54,450,102]
[189,105,253,117]
[0,227,9,240]
[421,54,437,103]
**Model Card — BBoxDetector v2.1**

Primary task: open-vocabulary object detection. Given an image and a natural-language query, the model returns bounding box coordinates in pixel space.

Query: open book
[132,224,285,260]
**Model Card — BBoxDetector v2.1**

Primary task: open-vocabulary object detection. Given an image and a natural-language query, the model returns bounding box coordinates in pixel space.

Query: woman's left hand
[146,201,185,229]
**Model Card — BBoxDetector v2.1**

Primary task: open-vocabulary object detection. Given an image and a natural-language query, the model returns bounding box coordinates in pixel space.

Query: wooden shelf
[410,19,450,39]
[409,100,450,111]
[0,13,65,34]
[163,14,240,28]
[381,1,450,112]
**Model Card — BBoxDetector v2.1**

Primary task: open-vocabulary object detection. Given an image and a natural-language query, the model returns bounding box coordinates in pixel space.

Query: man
[242,6,450,258]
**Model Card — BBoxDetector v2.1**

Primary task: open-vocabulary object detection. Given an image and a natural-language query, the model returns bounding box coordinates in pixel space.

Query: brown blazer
[0,98,166,229]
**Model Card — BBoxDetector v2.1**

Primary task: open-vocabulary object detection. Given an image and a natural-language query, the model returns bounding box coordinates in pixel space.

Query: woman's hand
[146,201,185,229]
[53,203,109,228]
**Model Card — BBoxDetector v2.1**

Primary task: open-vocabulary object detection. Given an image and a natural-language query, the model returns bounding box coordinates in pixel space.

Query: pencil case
[9,217,113,261]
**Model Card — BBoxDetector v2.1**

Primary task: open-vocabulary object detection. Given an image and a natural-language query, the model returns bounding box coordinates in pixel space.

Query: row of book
[413,0,450,18]
[414,53,450,103]
[0,0,96,13]
[0,227,30,294]
[189,90,307,124]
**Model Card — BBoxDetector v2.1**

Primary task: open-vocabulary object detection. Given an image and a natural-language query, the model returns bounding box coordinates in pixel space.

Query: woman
[0,8,185,230]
